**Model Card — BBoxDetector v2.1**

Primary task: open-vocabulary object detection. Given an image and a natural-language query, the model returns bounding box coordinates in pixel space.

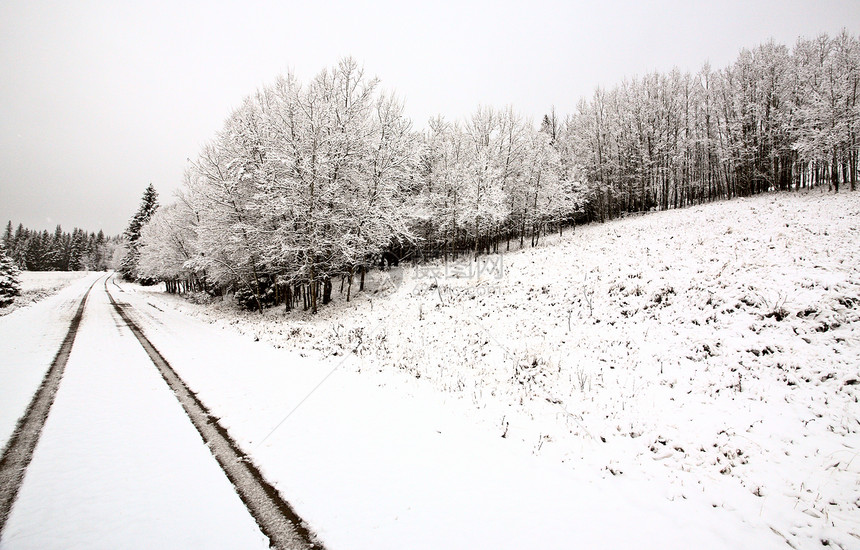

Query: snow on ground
[130,190,860,549]
[1,278,269,550]
[0,271,96,317]
[17,272,93,294]
[0,272,102,448]
[117,280,780,550]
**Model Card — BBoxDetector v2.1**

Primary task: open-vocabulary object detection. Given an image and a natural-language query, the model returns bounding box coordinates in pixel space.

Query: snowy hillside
[141,190,860,549]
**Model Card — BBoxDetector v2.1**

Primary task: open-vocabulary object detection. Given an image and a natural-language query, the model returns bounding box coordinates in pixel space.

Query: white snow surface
[0,272,102,447]
[127,191,860,548]
[115,283,779,549]
[0,271,95,317]
[1,192,857,549]
[1,277,269,549]
[17,271,93,293]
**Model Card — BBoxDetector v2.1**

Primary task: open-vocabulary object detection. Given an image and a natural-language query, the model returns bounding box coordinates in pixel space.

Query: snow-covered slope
[138,190,860,549]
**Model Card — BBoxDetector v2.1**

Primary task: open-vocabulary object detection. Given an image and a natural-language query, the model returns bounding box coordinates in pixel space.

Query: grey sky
[1,0,857,236]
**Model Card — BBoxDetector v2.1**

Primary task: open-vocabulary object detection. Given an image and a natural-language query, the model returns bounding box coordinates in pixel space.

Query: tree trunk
[322,276,332,305]
[309,265,318,314]
[851,150,857,192]
[832,150,839,192]
[302,283,308,311]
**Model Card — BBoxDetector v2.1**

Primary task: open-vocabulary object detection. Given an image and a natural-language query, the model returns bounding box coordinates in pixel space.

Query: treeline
[137,32,859,313]
[138,59,425,313]
[2,221,119,271]
[565,30,859,221]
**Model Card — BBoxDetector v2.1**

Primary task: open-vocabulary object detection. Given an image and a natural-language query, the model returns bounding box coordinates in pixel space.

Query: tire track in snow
[104,278,322,550]
[0,275,101,532]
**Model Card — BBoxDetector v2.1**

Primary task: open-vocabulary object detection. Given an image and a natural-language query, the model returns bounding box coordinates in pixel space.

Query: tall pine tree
[120,184,159,282]
[0,242,21,307]
[68,229,86,271]
[2,221,12,249]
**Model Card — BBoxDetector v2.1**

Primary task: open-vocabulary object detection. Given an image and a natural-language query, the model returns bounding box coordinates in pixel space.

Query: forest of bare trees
[568,31,859,222]
[138,32,859,313]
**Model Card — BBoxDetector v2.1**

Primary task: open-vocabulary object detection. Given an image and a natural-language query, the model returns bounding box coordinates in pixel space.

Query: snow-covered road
[113,279,790,549]
[1,268,794,549]
[0,276,269,549]
[0,273,102,450]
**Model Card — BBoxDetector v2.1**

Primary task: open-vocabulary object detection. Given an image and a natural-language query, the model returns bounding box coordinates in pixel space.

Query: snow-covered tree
[67,229,86,271]
[414,116,468,256]
[184,126,268,308]
[120,184,159,281]
[458,106,510,256]
[138,197,203,293]
[141,37,859,313]
[177,57,418,312]
[0,243,21,307]
[251,58,416,310]
[521,127,575,245]
[414,107,585,256]
[559,30,858,221]
[2,221,12,250]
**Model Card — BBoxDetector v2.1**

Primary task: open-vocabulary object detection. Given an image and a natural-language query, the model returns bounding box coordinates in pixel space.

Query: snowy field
[0,271,95,316]
[17,271,93,293]
[130,190,860,549]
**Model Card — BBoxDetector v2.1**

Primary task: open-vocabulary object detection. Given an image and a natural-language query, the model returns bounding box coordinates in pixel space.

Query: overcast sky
[1,0,858,236]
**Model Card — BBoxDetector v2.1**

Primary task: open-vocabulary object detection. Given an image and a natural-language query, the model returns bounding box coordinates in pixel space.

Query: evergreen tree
[68,229,86,271]
[0,242,21,307]
[94,230,106,270]
[2,221,12,248]
[49,224,65,270]
[120,184,159,281]
[25,232,46,270]
[11,224,27,268]
[0,223,115,272]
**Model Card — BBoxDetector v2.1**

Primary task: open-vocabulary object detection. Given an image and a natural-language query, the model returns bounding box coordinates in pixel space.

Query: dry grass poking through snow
[148,191,860,548]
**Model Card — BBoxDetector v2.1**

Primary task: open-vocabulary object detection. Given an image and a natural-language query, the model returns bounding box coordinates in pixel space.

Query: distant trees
[791,31,859,192]
[1,221,116,272]
[120,184,159,282]
[563,31,859,222]
[139,32,859,312]
[415,106,579,256]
